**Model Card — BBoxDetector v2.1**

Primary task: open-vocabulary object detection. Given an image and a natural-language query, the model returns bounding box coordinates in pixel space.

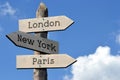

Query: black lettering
[38,59,42,64]
[47,44,50,50]
[28,22,32,28]
[33,23,37,28]
[42,43,46,48]
[27,39,34,45]
[50,21,54,26]
[44,20,49,27]
[38,22,43,27]
[18,34,22,42]
[43,59,47,64]
[51,44,56,52]
[38,40,42,47]
[28,20,60,29]
[17,34,34,45]
[50,59,55,64]
[22,37,27,43]
[55,21,60,26]
[33,58,37,65]
[47,58,50,64]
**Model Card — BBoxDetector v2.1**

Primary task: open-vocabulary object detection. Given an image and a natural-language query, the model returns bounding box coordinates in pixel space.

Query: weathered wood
[6,31,59,54]
[34,2,48,80]
[19,16,74,33]
[16,54,76,69]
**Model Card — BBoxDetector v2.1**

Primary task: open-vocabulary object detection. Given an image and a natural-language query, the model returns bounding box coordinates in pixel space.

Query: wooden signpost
[6,31,58,54]
[6,2,76,80]
[19,16,74,33]
[34,3,48,80]
[17,54,76,69]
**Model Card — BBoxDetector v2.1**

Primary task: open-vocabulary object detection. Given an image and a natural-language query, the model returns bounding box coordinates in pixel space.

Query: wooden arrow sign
[16,54,76,69]
[19,15,74,33]
[6,31,58,54]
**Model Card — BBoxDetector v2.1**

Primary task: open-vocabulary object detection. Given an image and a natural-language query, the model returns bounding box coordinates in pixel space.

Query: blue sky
[0,0,120,80]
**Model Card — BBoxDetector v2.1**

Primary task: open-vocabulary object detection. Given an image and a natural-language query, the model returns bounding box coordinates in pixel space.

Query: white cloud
[64,75,71,80]
[64,46,120,80]
[0,2,16,16]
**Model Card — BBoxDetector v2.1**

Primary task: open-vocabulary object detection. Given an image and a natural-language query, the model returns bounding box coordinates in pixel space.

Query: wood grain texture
[34,2,48,80]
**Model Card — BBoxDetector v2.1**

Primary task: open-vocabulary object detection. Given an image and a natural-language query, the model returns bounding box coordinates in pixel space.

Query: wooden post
[33,2,48,80]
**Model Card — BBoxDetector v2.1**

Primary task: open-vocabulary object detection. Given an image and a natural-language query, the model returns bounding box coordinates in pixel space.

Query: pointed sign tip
[6,33,18,46]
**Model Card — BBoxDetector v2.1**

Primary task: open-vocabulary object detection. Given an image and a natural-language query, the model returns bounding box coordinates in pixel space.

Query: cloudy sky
[0,0,120,80]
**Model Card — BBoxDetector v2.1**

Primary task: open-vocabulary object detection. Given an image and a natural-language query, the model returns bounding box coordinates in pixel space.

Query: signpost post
[34,2,48,80]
